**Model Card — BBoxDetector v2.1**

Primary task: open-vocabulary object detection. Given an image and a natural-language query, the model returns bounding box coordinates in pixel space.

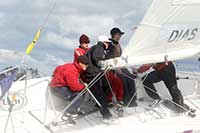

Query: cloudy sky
[0,0,199,75]
[0,0,153,75]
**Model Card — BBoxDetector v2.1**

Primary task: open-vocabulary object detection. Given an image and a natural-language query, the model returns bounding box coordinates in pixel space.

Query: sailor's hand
[98,61,109,71]
[83,83,88,88]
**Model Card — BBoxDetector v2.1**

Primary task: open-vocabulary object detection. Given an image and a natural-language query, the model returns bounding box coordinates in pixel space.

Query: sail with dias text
[112,0,200,67]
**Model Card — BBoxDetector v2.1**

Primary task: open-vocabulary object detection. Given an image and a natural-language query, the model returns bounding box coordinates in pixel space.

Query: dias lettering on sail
[110,0,200,67]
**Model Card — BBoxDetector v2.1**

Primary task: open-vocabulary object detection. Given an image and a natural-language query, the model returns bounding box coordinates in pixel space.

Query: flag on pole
[26,28,42,55]
[0,69,17,100]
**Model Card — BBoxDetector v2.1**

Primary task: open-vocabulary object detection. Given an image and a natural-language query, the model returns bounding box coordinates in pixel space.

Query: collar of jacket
[79,45,87,50]
[74,62,84,73]
[97,41,107,49]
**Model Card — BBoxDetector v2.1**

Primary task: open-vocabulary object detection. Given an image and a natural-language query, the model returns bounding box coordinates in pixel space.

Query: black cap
[110,27,124,36]
[77,55,89,65]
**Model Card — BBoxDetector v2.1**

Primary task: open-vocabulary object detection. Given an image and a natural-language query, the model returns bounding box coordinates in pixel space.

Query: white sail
[122,0,200,66]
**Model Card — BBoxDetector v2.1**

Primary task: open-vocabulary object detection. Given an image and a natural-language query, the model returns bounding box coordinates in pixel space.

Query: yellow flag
[26,28,42,55]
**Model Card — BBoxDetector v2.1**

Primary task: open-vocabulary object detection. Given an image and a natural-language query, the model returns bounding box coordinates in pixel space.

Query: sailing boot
[100,108,112,119]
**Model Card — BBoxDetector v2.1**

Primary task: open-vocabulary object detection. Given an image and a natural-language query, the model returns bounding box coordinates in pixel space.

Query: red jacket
[50,62,85,92]
[74,47,89,62]
[137,64,152,73]
[153,61,172,71]
[137,61,172,73]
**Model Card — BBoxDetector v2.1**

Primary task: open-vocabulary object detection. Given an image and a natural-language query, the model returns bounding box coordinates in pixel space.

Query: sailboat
[1,0,200,132]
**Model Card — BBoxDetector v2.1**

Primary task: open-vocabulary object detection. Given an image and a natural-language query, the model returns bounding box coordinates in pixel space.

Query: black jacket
[84,42,107,79]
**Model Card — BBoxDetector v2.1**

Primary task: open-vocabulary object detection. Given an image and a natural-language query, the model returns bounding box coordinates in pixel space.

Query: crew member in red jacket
[50,56,89,116]
[137,62,189,112]
[74,34,90,62]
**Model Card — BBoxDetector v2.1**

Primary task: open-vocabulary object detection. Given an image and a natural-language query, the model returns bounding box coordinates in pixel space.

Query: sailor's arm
[137,64,153,73]
[65,71,85,92]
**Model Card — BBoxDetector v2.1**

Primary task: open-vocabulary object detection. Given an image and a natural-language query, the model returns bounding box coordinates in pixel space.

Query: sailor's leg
[51,87,84,114]
[100,75,112,97]
[125,69,137,105]
[117,68,137,106]
[50,87,71,100]
[89,78,112,118]
[66,90,85,114]
[161,63,184,106]
[143,71,162,100]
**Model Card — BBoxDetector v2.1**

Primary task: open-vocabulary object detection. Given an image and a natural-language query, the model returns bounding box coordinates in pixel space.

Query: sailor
[105,27,137,107]
[137,62,189,112]
[74,34,90,62]
[106,27,123,58]
[50,56,89,117]
[83,35,112,119]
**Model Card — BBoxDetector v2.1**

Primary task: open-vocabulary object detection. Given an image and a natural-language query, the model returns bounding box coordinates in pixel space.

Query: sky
[0,0,199,76]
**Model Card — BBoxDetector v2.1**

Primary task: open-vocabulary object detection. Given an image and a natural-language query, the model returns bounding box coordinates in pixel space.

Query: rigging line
[118,70,149,107]
[1,0,56,43]
[118,69,148,83]
[19,0,58,66]
[117,70,166,120]
[41,0,58,29]
[104,73,118,104]
[48,70,109,125]
[119,70,193,113]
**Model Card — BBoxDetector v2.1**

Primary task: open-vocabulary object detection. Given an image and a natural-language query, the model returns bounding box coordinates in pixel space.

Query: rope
[119,70,193,113]
[41,0,58,30]
[117,70,149,107]
[104,73,118,104]
[48,69,109,125]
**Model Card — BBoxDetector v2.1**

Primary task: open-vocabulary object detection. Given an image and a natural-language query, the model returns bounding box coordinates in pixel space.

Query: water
[175,58,200,72]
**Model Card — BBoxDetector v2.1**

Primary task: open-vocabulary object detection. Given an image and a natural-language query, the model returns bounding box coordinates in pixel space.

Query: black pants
[117,68,137,105]
[101,75,112,97]
[142,63,184,106]
[85,75,109,110]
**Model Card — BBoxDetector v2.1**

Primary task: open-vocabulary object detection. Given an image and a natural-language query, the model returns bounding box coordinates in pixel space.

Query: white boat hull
[0,72,200,133]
